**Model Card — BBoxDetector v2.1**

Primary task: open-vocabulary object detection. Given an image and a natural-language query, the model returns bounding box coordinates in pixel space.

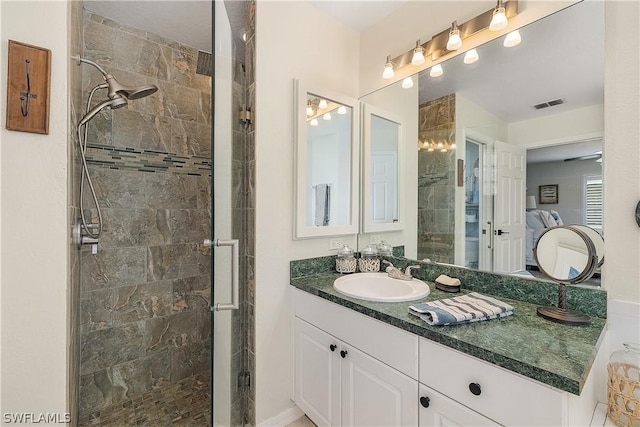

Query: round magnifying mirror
[570,225,604,269]
[533,226,599,325]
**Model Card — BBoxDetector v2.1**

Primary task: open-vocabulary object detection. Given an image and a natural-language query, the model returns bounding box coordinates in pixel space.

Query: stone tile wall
[417,94,457,263]
[78,12,212,422]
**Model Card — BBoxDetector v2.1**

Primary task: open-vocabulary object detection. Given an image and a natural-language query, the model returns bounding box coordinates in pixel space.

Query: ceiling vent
[196,51,212,77]
[532,98,567,110]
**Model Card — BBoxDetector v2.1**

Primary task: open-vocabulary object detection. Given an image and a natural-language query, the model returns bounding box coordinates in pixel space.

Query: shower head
[104,75,158,100]
[74,56,159,100]
[78,96,128,127]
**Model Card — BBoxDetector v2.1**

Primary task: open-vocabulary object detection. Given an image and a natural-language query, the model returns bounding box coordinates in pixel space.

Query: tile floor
[78,371,210,426]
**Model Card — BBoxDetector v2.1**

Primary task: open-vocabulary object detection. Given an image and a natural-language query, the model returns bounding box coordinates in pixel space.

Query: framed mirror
[293,79,360,238]
[358,1,604,285]
[362,104,404,233]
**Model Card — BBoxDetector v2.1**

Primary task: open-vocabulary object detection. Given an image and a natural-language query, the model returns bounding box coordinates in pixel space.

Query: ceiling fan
[564,151,602,162]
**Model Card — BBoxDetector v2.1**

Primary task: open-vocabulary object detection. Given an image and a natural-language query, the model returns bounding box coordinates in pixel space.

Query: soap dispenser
[358,245,380,272]
[335,245,357,274]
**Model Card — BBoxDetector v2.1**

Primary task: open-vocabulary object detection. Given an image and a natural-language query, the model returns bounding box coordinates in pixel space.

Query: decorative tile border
[85,143,211,176]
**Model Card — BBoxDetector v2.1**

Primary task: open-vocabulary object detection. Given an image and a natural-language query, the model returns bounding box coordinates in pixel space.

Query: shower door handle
[204,238,239,311]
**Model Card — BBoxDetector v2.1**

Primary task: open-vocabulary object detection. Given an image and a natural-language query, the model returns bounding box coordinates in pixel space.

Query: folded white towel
[409,292,514,326]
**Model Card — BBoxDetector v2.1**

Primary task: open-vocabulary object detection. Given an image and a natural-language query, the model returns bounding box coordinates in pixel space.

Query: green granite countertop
[290,272,607,396]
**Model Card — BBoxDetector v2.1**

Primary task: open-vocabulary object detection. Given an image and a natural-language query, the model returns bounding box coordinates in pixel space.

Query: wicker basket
[607,362,640,427]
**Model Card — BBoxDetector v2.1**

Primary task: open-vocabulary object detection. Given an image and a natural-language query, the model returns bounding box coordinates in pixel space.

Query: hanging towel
[314,184,331,226]
[409,292,514,326]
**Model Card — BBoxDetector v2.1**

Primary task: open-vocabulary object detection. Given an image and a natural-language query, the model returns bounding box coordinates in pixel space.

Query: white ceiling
[83,0,603,163]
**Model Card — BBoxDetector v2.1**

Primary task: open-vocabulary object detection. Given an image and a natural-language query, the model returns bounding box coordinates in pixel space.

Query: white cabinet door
[418,384,499,427]
[294,318,341,427]
[341,344,418,426]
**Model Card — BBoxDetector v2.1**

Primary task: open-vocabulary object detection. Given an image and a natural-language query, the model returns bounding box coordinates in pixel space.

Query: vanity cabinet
[418,383,498,427]
[293,288,601,427]
[294,318,418,426]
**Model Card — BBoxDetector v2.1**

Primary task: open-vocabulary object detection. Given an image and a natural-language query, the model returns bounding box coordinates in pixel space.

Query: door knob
[495,229,509,236]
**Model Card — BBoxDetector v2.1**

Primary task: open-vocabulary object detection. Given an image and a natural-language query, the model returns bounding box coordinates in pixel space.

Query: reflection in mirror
[362,104,403,233]
[534,225,600,325]
[294,80,359,238]
[358,1,604,285]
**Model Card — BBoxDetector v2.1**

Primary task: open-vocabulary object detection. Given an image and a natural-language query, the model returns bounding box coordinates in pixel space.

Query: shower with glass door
[70,1,253,425]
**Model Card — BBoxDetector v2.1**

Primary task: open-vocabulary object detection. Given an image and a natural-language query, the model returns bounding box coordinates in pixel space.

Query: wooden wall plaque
[5,40,51,134]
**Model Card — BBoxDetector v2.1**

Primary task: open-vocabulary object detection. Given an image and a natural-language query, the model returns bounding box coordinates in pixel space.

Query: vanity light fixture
[337,105,347,114]
[489,0,508,31]
[463,48,479,64]
[310,118,318,126]
[446,21,463,51]
[318,99,328,109]
[503,30,521,47]
[323,112,331,121]
[401,77,414,89]
[411,40,426,66]
[380,0,517,77]
[382,55,395,79]
[430,64,443,78]
[306,103,313,116]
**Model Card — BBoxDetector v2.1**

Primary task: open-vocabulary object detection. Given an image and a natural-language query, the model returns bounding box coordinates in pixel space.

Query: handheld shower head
[79,96,128,127]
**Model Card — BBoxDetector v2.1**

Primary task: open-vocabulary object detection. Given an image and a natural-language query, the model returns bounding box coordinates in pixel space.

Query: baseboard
[257,405,305,427]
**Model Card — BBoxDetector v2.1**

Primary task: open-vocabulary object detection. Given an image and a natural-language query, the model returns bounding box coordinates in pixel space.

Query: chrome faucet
[382,261,421,281]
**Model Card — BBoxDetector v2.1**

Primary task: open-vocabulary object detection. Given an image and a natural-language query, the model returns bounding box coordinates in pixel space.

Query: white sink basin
[333,273,430,302]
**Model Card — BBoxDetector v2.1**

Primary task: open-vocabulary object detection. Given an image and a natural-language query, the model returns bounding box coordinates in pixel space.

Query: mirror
[362,104,403,233]
[534,225,600,325]
[358,1,604,283]
[294,80,360,238]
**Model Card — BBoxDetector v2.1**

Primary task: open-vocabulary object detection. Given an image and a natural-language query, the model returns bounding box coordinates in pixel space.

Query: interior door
[493,140,526,273]
[371,152,398,223]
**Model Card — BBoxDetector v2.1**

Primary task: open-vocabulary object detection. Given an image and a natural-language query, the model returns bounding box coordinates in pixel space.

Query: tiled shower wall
[417,94,456,263]
[78,12,212,423]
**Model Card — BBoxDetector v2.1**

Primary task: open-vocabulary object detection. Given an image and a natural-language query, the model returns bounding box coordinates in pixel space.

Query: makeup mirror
[534,225,600,325]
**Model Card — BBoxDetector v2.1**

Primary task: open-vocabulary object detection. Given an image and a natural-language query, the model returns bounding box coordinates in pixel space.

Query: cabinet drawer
[294,289,418,378]
[419,338,564,426]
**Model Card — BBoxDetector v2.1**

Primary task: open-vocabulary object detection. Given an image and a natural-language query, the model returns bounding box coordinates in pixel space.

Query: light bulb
[489,1,508,31]
[411,40,425,66]
[441,148,447,153]
[451,143,457,150]
[401,77,414,89]
[337,106,347,115]
[430,64,443,78]
[437,142,444,149]
[503,30,521,48]
[310,118,318,126]
[427,147,434,152]
[306,106,313,116]
[446,22,462,51]
[382,55,395,79]
[464,49,479,64]
[318,99,328,109]
[323,112,331,121]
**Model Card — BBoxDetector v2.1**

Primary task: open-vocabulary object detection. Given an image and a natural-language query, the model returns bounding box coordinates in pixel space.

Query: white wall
[508,104,604,149]
[602,1,640,304]
[254,2,359,423]
[0,0,69,418]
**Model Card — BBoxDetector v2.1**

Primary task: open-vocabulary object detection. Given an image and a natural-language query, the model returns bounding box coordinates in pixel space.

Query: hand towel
[409,292,514,326]
[313,184,331,226]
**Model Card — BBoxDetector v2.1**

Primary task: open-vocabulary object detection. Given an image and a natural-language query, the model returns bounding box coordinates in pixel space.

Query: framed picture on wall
[539,184,559,204]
